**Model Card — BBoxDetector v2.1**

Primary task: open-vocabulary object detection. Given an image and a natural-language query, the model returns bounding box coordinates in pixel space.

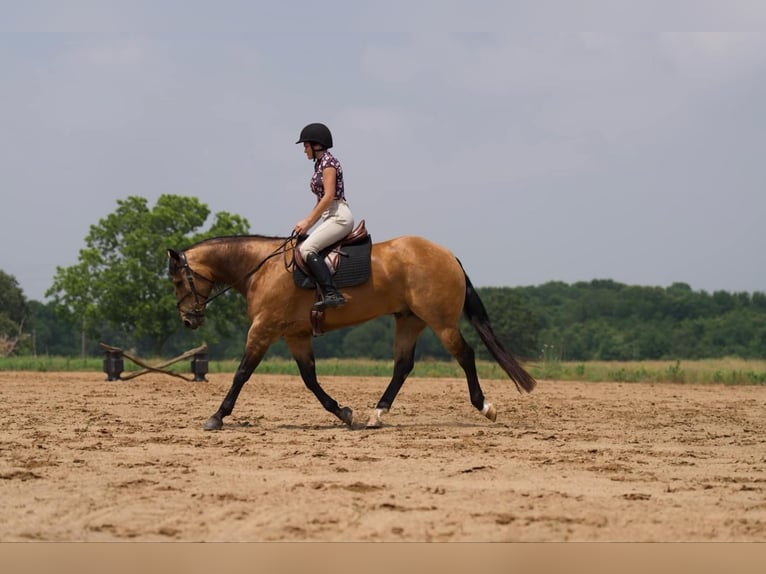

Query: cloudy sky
[2,2,765,301]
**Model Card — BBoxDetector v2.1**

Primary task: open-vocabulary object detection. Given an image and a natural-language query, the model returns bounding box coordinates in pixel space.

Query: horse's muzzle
[181,311,205,330]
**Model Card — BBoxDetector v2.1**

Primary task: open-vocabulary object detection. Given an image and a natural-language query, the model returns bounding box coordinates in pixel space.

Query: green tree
[47,195,251,355]
[0,270,28,356]
[0,270,26,326]
[341,317,394,359]
[24,300,80,356]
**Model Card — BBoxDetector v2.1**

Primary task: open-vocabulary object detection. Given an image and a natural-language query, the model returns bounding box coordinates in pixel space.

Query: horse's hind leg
[367,313,426,428]
[285,335,353,426]
[435,326,496,422]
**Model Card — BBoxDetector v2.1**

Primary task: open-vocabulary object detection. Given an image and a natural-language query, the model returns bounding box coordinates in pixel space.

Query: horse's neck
[193,238,281,285]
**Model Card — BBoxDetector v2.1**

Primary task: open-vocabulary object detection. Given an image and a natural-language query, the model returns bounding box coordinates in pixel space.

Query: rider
[293,122,354,309]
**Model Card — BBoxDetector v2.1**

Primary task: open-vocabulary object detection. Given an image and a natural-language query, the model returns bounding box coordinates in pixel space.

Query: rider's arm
[294,167,337,234]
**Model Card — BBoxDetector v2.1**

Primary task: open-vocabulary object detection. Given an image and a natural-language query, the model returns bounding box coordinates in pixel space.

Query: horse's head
[167,249,214,330]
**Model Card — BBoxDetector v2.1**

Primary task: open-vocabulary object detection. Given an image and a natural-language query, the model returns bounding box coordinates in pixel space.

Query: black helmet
[295,123,333,149]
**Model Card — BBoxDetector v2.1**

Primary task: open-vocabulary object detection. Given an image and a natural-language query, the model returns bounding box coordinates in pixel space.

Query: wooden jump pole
[99,342,208,382]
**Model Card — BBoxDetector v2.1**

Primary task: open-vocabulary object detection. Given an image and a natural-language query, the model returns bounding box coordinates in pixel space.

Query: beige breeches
[298,200,354,258]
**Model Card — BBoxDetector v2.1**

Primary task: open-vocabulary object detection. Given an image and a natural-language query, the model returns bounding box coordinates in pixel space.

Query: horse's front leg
[204,327,276,431]
[203,352,262,430]
[285,335,353,426]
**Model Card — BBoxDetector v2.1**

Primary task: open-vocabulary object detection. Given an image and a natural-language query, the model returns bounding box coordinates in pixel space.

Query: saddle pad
[293,237,372,289]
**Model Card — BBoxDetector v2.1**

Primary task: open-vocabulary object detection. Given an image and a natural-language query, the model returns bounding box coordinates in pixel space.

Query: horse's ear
[167,249,180,261]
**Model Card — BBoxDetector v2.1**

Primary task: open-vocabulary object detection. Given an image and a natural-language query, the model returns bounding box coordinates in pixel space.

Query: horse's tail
[458,259,537,394]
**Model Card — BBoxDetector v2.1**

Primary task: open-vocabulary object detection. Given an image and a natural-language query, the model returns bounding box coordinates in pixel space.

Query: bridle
[175,251,213,319]
[174,234,299,316]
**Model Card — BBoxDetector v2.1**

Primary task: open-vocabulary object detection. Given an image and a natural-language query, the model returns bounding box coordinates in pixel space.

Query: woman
[293,122,354,309]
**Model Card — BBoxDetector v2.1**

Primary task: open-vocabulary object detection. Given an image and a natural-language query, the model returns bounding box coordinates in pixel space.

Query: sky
[2,2,765,302]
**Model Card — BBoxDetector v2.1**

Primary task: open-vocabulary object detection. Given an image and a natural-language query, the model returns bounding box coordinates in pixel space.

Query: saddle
[292,220,372,336]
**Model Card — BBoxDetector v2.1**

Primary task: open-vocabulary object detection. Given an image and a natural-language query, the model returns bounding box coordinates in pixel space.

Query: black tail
[458,260,537,393]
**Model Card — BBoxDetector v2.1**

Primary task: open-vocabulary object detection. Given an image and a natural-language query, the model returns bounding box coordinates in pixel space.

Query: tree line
[2,195,764,362]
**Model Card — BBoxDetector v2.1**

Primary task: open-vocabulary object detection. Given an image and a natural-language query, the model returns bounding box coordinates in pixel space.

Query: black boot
[305,252,346,309]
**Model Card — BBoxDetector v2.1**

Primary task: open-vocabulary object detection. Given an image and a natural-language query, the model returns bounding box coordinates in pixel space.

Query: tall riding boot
[305,252,346,309]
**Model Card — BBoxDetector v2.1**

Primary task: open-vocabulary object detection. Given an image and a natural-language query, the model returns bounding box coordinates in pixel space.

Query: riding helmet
[296,123,333,149]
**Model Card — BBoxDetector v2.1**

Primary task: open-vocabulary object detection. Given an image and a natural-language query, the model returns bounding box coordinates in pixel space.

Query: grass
[531,357,766,385]
[1,355,765,385]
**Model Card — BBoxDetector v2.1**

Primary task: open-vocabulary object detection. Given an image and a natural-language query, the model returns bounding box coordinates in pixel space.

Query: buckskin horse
[167,230,536,430]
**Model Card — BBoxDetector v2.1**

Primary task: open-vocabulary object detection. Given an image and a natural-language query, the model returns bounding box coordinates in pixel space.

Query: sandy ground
[1,370,765,542]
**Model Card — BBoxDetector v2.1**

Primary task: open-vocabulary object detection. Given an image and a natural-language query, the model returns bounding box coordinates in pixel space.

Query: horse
[167,233,536,430]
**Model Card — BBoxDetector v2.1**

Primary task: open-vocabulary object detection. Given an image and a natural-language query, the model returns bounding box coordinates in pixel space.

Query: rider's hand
[293,219,311,235]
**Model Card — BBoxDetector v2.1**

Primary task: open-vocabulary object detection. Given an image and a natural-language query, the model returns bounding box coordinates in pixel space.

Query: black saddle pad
[293,237,372,289]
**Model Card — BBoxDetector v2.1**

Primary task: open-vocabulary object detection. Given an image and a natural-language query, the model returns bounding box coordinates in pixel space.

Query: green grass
[1,355,765,385]
[0,356,102,372]
[530,357,766,385]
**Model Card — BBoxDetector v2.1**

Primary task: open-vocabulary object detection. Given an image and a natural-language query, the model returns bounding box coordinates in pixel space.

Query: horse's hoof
[366,408,387,429]
[483,403,497,422]
[338,406,353,426]
[203,415,223,431]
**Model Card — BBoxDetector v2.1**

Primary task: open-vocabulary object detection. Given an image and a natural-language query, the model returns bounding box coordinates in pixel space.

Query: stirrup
[315,293,346,310]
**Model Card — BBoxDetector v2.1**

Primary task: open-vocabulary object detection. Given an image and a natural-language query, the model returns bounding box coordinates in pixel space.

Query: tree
[25,300,81,356]
[0,270,28,356]
[341,317,394,359]
[0,270,26,325]
[47,195,251,355]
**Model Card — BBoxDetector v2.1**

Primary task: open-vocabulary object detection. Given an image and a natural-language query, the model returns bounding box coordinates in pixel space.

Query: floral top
[311,151,345,201]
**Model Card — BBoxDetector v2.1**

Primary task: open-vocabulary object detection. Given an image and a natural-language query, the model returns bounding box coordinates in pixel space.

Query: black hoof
[338,406,353,426]
[203,415,223,431]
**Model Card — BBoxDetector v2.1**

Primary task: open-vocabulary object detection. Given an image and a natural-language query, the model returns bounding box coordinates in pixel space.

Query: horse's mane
[186,234,289,250]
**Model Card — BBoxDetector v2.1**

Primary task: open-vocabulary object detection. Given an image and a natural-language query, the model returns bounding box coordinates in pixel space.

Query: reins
[178,233,298,312]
